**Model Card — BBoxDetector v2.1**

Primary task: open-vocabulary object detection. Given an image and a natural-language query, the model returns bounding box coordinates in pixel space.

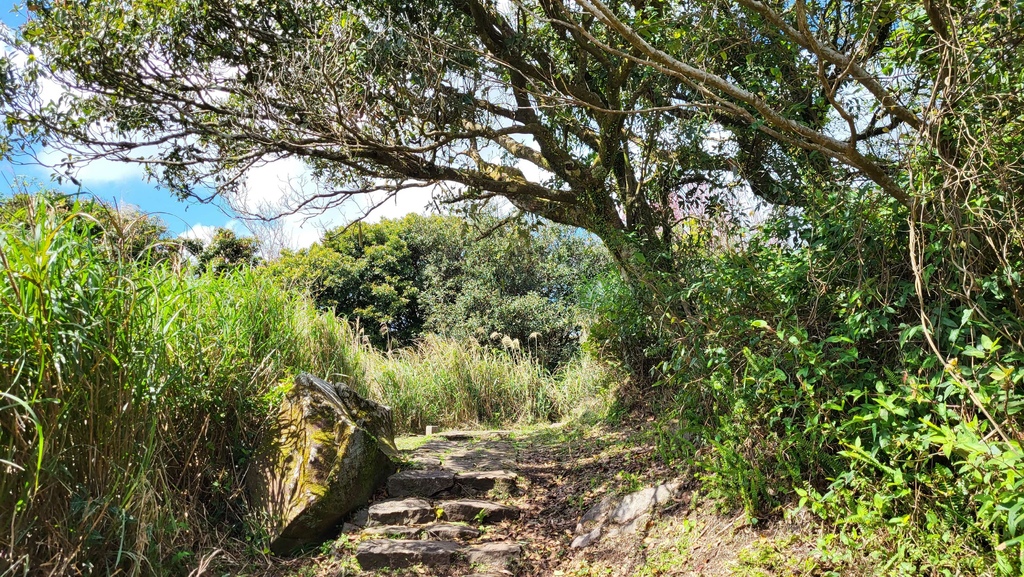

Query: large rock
[247,373,399,554]
[570,481,683,548]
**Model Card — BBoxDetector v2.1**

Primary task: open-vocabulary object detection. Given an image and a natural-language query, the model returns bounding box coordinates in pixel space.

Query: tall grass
[0,196,615,574]
[361,335,614,432]
[0,197,365,575]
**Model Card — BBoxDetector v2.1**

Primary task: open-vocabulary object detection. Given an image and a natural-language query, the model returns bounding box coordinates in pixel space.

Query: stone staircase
[350,431,525,575]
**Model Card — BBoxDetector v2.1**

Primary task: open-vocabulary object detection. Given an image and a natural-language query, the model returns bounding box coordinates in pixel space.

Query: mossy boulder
[247,373,399,554]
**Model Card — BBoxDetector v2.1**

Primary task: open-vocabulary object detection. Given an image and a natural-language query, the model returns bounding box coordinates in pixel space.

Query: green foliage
[270,213,609,367]
[189,228,261,274]
[9,0,1024,570]
[270,217,424,347]
[0,193,613,573]
[582,267,666,384]
[592,191,1024,572]
[421,216,609,369]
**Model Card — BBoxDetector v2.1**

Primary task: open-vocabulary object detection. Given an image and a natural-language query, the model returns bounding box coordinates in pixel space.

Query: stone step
[440,499,521,523]
[362,525,423,538]
[367,498,436,526]
[386,468,518,498]
[455,470,518,493]
[387,469,455,497]
[368,497,520,526]
[438,429,512,440]
[354,539,522,571]
[356,539,460,570]
[423,523,482,540]
[361,523,482,541]
[466,542,523,568]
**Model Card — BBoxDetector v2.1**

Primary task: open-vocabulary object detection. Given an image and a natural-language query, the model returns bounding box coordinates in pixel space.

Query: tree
[567,0,1024,308]
[9,0,1023,328]
[419,214,610,368]
[270,217,424,346]
[269,213,609,365]
[189,229,261,274]
[7,0,837,288]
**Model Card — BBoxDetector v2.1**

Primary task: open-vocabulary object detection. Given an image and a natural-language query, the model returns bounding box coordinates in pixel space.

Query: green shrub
[591,196,1024,573]
[269,213,609,367]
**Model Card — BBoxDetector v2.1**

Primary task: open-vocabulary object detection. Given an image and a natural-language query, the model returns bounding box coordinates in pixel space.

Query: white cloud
[36,147,150,186]
[178,223,220,244]
[228,158,439,250]
[177,219,249,245]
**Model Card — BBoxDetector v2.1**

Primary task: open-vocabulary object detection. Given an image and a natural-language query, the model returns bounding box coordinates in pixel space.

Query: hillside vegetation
[2,0,1024,574]
[0,196,612,575]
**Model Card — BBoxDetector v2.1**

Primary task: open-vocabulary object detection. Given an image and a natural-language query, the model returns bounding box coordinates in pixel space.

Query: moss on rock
[247,373,398,554]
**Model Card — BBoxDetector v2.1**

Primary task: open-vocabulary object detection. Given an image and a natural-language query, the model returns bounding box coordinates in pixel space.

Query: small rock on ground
[608,482,679,525]
[350,508,369,527]
[570,526,602,549]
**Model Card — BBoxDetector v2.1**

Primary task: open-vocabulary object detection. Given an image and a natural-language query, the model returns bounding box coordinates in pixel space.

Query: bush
[591,195,1024,573]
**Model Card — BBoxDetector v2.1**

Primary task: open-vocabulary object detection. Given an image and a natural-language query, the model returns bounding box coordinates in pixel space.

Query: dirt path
[253,422,826,577]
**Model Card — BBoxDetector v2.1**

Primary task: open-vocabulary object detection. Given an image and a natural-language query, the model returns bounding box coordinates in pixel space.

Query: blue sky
[0,2,233,236]
[0,0,436,247]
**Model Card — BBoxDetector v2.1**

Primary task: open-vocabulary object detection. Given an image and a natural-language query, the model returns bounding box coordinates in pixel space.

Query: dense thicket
[589,199,1024,572]
[269,213,609,366]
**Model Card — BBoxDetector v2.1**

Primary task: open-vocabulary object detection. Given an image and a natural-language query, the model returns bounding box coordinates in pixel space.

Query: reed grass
[361,335,615,433]
[0,197,365,575]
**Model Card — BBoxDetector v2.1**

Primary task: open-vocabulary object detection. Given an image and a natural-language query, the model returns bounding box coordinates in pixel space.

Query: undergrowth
[591,196,1024,575]
[364,336,614,432]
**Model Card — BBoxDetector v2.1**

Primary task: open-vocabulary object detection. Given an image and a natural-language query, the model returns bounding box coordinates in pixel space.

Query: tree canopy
[0,4,889,260]
[5,0,1022,343]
